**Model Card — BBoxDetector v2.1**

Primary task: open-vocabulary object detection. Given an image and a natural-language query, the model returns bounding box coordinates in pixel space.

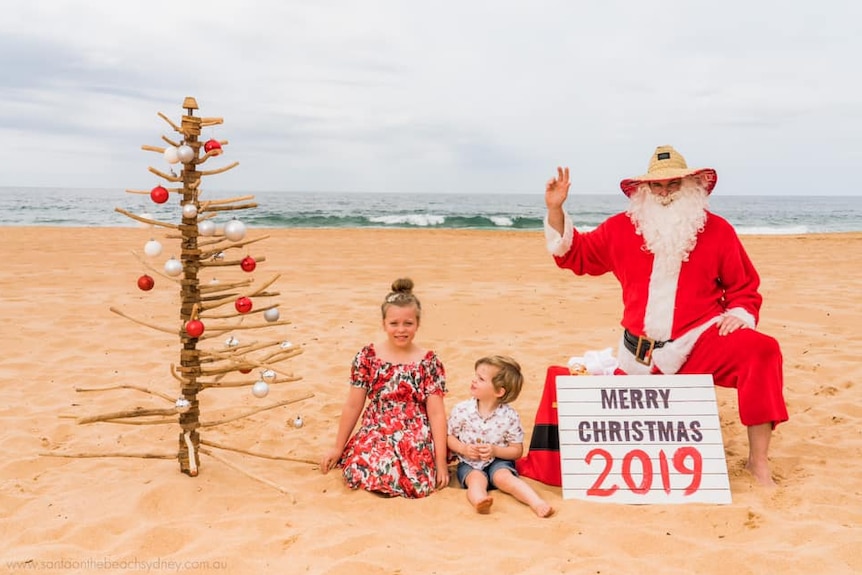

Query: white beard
[627,182,709,340]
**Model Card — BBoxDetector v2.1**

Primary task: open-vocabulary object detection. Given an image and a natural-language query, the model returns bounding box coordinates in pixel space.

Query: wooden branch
[198,161,239,176]
[170,364,191,385]
[194,319,293,341]
[195,234,233,249]
[147,166,182,183]
[184,430,198,476]
[202,339,301,362]
[199,338,260,357]
[200,257,267,269]
[200,447,293,499]
[158,111,182,133]
[201,375,300,389]
[130,250,182,284]
[199,149,221,163]
[200,195,255,208]
[110,306,178,334]
[200,235,270,259]
[200,117,224,127]
[201,293,240,304]
[205,303,278,320]
[141,144,166,154]
[202,339,299,361]
[247,273,280,296]
[202,202,258,213]
[114,207,179,230]
[75,384,175,403]
[199,274,280,314]
[258,347,304,365]
[99,419,175,426]
[162,135,181,148]
[200,393,313,428]
[202,308,255,321]
[78,406,178,425]
[197,365,252,378]
[200,279,253,294]
[201,439,317,466]
[40,451,175,459]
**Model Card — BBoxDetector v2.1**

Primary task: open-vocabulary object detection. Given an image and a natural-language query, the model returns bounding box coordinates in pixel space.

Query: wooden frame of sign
[556,374,731,504]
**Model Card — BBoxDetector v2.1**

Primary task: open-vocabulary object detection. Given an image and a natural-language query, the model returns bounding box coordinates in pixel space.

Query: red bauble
[240,256,256,272]
[137,274,155,291]
[185,319,205,338]
[235,297,253,314]
[150,185,169,204]
[204,139,222,154]
[239,367,252,374]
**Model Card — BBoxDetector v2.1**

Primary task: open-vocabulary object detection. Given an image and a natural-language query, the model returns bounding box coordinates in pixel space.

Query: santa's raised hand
[545,166,570,209]
[545,166,570,236]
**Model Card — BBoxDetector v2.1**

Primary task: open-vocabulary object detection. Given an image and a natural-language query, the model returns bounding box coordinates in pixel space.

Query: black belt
[623,330,671,366]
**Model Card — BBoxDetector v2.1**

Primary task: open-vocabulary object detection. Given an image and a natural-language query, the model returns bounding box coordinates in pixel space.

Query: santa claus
[543,145,788,486]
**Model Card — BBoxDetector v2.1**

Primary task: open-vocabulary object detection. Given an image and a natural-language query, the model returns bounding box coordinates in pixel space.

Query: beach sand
[1,227,860,574]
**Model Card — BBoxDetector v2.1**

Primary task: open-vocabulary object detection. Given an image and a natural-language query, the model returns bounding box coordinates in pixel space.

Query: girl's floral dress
[338,343,447,498]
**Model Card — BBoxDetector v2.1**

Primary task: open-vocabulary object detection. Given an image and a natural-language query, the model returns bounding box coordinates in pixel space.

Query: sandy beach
[1,226,860,574]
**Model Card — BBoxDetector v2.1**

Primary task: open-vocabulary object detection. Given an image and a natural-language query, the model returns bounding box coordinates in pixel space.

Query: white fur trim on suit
[617,336,651,375]
[618,316,720,375]
[724,307,756,329]
[642,258,680,341]
[544,212,574,257]
[651,318,718,374]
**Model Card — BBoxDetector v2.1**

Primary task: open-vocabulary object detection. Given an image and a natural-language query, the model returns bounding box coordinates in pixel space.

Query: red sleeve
[717,225,763,323]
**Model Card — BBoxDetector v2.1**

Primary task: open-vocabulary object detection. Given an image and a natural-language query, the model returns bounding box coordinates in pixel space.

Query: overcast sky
[1,1,858,195]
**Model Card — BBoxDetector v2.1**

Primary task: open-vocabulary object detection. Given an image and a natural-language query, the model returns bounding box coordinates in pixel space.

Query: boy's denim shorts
[456,458,518,489]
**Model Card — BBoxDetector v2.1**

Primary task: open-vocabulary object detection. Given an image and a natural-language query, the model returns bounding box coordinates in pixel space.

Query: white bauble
[224,219,246,242]
[164,257,183,277]
[252,380,269,398]
[144,239,163,257]
[182,203,198,219]
[163,146,180,164]
[198,220,215,236]
[175,397,191,413]
[264,308,280,322]
[177,144,194,163]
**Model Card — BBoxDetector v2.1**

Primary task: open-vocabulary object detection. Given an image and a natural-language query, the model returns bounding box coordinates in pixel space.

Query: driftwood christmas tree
[57,97,311,491]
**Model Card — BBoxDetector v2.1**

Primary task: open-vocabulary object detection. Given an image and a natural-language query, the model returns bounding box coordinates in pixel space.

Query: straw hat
[619,145,717,196]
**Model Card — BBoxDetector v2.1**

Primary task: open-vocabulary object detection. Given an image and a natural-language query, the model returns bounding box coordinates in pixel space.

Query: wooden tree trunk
[178,100,203,476]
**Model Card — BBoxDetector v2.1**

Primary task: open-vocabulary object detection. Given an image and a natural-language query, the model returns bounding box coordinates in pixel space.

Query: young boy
[447,355,554,517]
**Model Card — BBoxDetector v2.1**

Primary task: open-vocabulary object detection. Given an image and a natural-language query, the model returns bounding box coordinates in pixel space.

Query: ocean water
[1,187,861,235]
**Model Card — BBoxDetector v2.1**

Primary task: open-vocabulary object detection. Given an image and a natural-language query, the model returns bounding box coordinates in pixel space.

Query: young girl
[447,355,554,517]
[319,278,449,498]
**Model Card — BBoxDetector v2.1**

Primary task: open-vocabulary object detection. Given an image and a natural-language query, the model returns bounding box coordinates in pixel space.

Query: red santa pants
[677,325,788,427]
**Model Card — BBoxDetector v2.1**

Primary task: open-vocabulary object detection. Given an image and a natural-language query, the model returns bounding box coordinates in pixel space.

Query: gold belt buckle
[635,336,655,366]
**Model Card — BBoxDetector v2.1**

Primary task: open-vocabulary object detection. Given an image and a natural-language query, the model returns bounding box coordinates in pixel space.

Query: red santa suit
[545,210,788,428]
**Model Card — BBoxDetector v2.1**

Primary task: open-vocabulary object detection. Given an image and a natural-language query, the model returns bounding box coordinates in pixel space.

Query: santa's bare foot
[475,497,493,514]
[745,459,776,487]
[532,501,555,518]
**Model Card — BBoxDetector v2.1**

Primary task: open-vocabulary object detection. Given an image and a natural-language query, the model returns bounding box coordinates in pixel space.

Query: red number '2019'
[585,446,703,497]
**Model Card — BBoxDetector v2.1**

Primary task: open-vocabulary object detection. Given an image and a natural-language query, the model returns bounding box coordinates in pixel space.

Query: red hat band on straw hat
[620,145,717,197]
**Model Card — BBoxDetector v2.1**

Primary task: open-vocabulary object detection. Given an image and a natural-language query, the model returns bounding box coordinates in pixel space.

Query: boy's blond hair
[475,355,523,404]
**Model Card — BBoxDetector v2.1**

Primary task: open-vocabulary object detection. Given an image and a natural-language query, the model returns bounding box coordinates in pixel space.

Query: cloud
[0,0,859,195]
